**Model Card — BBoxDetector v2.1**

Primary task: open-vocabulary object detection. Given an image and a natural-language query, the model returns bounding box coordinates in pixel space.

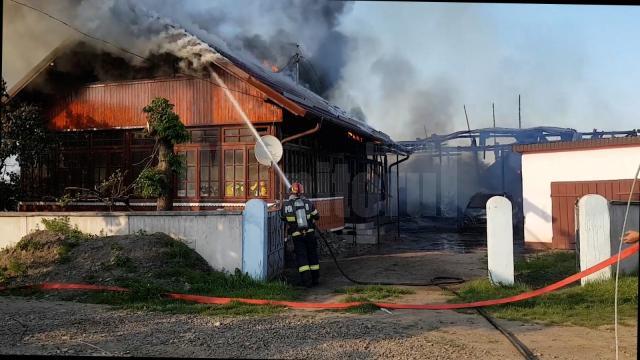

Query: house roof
[513,136,640,154]
[204,43,408,154]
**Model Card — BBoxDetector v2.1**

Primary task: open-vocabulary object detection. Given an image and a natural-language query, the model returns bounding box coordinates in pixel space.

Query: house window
[191,129,219,144]
[177,150,197,197]
[92,131,124,147]
[223,127,268,143]
[248,148,270,197]
[224,149,245,197]
[317,155,332,195]
[200,149,221,197]
[60,151,89,189]
[93,153,108,186]
[91,151,123,188]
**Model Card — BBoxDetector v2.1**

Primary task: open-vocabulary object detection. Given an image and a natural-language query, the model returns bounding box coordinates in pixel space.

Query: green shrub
[41,217,91,244]
[16,237,44,251]
[7,259,27,276]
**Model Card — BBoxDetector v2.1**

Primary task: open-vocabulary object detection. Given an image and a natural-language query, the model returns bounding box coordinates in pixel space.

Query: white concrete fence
[0,199,282,281]
[486,193,639,288]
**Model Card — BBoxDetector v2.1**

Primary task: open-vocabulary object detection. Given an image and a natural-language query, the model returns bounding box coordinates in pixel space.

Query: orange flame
[262,59,279,73]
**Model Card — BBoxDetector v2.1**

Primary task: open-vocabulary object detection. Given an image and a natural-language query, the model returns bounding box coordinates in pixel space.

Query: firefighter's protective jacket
[281,195,320,237]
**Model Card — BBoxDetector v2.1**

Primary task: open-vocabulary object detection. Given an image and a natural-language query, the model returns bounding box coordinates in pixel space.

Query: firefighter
[281,182,320,287]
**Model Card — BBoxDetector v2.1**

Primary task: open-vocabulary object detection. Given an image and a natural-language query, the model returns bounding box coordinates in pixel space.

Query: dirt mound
[0,230,212,291]
[0,230,67,283]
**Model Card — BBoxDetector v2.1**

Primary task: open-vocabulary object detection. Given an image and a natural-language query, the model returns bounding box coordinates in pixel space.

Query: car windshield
[467,194,502,208]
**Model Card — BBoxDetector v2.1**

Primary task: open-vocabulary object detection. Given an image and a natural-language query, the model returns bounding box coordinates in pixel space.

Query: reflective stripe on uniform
[310,264,320,270]
[310,210,318,215]
[305,228,314,233]
[286,216,296,222]
[292,231,302,237]
[299,265,310,272]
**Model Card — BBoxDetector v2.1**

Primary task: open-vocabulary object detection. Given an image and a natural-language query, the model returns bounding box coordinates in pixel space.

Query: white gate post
[577,194,611,285]
[487,196,514,285]
[242,199,268,280]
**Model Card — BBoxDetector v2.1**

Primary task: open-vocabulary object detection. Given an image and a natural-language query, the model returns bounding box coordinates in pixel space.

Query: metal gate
[266,209,285,279]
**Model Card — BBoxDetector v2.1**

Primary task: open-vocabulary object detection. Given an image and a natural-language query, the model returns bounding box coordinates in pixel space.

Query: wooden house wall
[49,72,282,130]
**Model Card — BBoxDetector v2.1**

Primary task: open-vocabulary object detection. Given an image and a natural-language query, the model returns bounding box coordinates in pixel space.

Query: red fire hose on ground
[1,243,637,311]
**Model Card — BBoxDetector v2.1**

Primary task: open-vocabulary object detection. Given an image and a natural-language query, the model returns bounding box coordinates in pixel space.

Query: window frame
[173,125,274,202]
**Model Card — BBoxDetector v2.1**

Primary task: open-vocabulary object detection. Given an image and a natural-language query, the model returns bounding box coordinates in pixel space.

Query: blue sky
[332,2,640,138]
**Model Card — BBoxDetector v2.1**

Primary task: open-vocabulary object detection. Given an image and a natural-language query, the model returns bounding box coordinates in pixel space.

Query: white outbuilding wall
[521,145,640,245]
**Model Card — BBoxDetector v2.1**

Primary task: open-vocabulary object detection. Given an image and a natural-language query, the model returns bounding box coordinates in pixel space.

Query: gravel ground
[0,296,520,359]
[1,296,636,359]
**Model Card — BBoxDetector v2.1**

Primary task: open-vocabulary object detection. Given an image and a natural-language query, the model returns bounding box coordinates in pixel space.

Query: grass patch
[152,267,298,300]
[453,251,638,327]
[154,238,299,301]
[81,276,293,316]
[515,251,576,287]
[333,285,412,315]
[335,285,414,302]
[111,299,283,316]
[344,302,380,314]
[79,242,299,316]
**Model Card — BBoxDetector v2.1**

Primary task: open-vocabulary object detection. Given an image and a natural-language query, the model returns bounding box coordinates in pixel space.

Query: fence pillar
[577,194,611,285]
[242,199,268,280]
[487,196,514,285]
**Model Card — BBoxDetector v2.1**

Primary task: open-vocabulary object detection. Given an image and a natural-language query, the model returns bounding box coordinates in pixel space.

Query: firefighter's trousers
[293,232,319,287]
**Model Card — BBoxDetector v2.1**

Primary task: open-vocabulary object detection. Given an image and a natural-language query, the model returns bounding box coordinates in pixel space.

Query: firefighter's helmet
[290,182,304,195]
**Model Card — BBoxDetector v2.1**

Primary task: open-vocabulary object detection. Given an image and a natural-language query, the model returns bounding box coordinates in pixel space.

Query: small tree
[135,97,189,210]
[0,79,51,210]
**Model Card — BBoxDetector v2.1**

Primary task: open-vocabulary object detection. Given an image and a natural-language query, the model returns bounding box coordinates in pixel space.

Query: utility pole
[464,104,475,147]
[463,105,471,133]
[492,102,496,146]
[518,94,522,129]
[295,43,300,84]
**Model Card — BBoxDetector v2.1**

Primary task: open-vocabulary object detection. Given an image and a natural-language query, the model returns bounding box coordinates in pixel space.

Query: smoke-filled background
[4,0,640,140]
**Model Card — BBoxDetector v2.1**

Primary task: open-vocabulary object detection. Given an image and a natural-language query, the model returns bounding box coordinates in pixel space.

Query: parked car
[462,192,517,230]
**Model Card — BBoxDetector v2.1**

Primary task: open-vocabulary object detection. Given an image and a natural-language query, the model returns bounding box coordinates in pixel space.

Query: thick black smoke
[136,0,354,97]
[12,0,356,102]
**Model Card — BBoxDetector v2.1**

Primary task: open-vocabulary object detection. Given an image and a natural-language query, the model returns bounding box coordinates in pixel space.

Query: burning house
[12,40,408,234]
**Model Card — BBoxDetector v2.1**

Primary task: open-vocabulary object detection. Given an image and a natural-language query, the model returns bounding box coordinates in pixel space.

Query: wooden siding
[550,179,640,249]
[49,74,282,130]
[311,197,345,231]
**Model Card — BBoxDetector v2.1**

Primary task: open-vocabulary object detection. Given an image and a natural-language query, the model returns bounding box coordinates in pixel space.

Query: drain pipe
[388,153,410,240]
[281,118,322,144]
